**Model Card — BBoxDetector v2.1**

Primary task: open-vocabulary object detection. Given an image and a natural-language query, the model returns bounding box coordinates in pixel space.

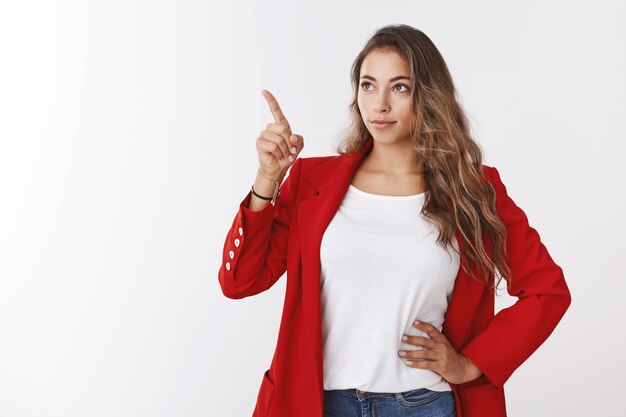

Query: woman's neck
[362,139,422,176]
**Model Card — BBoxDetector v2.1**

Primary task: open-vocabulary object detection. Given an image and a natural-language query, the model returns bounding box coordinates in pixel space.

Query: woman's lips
[371,121,397,129]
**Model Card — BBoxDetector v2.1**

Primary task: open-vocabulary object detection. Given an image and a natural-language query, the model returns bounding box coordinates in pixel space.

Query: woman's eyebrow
[360,75,411,82]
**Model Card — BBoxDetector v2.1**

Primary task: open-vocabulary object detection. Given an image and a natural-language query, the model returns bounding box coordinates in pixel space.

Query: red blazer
[218,138,571,417]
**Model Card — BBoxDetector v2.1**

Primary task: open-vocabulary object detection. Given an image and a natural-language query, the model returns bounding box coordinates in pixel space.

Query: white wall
[0,0,624,416]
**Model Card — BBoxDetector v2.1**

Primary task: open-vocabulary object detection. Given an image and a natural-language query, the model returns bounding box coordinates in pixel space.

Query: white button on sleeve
[225,262,230,271]
[229,250,234,259]
[234,238,240,247]
[239,227,243,236]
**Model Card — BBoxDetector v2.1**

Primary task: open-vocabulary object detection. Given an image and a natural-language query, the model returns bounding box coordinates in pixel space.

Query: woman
[218,24,571,417]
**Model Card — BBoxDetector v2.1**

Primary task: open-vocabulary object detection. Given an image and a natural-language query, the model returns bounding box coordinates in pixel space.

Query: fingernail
[405,361,413,365]
[291,136,298,143]
[402,335,408,341]
[288,155,294,161]
[290,146,297,154]
[398,351,406,356]
[414,320,420,325]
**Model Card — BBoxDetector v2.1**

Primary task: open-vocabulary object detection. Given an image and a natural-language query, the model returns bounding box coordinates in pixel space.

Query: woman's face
[358,49,414,145]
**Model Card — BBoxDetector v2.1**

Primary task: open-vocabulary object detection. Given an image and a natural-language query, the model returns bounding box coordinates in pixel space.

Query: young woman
[218,24,571,417]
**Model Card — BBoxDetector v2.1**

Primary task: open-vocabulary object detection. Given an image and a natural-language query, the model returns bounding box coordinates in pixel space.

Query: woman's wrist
[257,168,286,185]
[461,353,484,382]
[248,169,285,211]
[254,169,285,195]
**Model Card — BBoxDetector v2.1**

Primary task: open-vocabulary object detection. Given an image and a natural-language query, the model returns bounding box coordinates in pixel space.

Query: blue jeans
[323,387,456,417]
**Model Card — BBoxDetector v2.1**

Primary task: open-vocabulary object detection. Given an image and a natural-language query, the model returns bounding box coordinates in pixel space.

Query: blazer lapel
[297,142,371,393]
[442,230,489,350]
[296,138,488,393]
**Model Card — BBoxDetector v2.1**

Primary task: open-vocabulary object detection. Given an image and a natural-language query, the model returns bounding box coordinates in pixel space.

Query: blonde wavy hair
[335,24,512,292]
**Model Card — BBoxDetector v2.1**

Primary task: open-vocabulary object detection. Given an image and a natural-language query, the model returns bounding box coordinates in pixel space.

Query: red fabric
[218,139,571,417]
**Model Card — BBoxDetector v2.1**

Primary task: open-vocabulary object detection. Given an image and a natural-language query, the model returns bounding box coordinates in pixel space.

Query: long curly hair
[334,24,512,293]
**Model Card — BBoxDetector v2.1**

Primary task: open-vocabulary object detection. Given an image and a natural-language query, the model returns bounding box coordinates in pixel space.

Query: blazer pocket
[254,369,276,417]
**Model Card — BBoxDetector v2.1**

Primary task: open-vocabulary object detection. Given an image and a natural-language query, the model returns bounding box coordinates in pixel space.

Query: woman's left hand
[398,320,483,385]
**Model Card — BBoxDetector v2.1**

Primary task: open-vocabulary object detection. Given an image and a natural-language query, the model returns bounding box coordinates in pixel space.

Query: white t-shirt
[320,184,461,393]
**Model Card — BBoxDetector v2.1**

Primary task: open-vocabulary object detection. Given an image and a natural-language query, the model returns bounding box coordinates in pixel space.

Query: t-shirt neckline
[348,184,426,200]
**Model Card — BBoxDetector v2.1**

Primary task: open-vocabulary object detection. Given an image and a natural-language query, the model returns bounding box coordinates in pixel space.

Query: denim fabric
[324,386,456,417]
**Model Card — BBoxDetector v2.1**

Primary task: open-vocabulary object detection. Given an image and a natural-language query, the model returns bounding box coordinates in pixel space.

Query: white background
[1,1,624,416]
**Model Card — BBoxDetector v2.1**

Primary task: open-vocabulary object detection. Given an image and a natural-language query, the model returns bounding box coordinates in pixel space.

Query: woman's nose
[373,95,390,112]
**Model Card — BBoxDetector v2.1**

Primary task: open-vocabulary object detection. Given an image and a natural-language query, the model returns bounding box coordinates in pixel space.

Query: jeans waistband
[325,387,443,400]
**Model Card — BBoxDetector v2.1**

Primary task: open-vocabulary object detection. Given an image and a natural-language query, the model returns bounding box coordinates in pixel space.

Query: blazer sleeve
[460,165,572,388]
[218,157,302,299]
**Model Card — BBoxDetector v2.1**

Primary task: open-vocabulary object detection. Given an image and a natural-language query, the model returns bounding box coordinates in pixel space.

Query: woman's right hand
[257,89,304,180]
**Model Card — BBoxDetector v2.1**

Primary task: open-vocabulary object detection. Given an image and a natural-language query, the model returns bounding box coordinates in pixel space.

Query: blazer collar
[304,138,375,193]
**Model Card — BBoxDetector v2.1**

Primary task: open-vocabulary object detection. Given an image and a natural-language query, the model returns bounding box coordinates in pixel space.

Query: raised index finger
[261,89,290,127]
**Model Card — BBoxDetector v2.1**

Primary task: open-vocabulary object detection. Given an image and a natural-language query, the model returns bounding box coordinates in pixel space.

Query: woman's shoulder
[281,154,340,183]
[299,154,341,164]
[480,164,513,197]
[481,163,495,173]
[480,164,501,185]
[294,154,342,172]
[283,153,351,187]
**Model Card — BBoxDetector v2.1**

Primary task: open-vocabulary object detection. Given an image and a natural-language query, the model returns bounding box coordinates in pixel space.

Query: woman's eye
[394,84,410,92]
[360,82,410,93]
